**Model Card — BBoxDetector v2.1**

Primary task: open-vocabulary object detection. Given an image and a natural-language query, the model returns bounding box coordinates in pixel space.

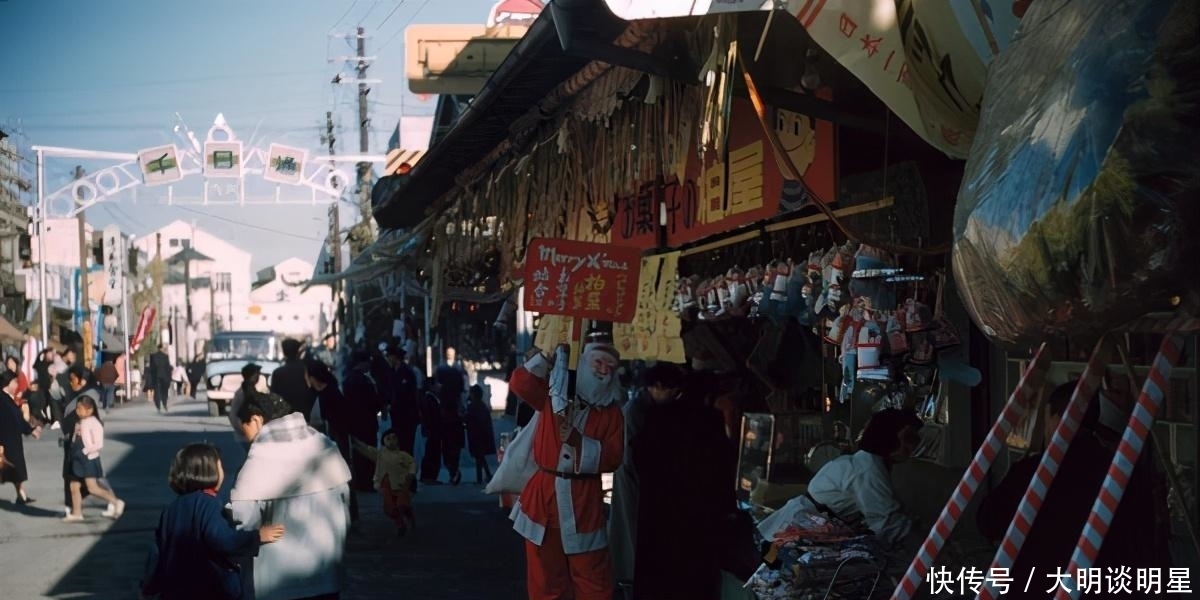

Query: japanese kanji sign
[101,225,126,306]
[522,238,641,322]
[137,144,184,186]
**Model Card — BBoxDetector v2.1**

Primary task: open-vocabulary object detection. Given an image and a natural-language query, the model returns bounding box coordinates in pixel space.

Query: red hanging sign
[131,306,156,352]
[522,238,642,323]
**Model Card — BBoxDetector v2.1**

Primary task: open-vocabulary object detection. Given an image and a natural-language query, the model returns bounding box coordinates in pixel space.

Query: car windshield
[207,335,275,361]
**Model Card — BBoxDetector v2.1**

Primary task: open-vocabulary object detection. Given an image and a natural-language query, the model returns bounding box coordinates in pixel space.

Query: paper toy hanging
[137,144,184,186]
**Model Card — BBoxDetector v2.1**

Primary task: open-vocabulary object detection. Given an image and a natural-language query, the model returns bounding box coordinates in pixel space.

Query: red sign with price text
[523,238,642,323]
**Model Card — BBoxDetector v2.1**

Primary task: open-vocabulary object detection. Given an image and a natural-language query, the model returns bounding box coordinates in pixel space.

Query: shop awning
[303,224,434,288]
[372,0,629,230]
[602,0,1026,159]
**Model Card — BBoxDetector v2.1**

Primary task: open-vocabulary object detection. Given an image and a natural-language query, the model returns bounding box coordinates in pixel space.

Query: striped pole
[894,343,1051,600]
[975,340,1110,600]
[1053,333,1184,600]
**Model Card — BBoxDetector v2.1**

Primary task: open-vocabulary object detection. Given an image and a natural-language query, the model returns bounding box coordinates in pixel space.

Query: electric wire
[378,0,431,53]
[330,0,359,32]
[375,0,408,31]
[358,1,381,26]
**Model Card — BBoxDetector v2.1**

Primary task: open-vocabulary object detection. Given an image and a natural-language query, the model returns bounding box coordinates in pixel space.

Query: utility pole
[74,165,90,359]
[354,25,376,257]
[323,110,344,340]
[155,232,164,351]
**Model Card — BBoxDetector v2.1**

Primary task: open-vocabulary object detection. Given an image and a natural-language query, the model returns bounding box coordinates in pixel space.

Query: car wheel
[208,400,221,417]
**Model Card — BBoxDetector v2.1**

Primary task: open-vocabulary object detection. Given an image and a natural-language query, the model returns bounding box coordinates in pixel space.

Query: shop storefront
[368,0,1198,597]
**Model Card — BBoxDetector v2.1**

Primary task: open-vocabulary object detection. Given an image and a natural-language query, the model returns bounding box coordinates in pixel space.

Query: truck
[201,331,281,417]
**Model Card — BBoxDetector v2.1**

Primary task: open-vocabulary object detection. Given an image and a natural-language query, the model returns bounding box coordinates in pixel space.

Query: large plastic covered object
[952,0,1200,349]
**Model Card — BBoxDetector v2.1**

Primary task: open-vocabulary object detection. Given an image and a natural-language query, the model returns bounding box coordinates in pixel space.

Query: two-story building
[132,220,252,361]
[248,257,334,343]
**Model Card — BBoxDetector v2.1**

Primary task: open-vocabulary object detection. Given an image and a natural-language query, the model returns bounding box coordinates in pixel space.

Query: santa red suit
[509,342,625,600]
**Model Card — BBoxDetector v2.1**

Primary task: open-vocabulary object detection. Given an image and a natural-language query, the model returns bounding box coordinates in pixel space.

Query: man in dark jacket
[433,347,468,485]
[341,350,382,492]
[149,345,172,413]
[33,348,57,424]
[270,338,316,421]
[632,363,737,600]
[418,380,443,484]
[384,344,419,456]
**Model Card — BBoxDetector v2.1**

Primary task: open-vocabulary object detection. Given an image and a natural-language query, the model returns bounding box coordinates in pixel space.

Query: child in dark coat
[141,443,285,600]
[465,385,496,484]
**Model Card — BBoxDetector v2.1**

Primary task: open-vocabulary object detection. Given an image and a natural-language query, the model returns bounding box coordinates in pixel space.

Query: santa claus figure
[509,334,625,600]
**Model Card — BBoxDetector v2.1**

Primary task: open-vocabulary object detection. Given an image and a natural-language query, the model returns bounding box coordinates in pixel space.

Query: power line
[330,0,359,32]
[378,0,431,53]
[358,0,382,25]
[0,70,328,95]
[170,204,325,242]
[376,0,408,31]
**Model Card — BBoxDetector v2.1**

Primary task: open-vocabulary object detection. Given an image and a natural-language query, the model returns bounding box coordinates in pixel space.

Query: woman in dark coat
[465,384,496,484]
[0,370,41,504]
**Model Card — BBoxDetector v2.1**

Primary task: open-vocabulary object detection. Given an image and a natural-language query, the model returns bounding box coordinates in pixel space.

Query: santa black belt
[540,467,601,480]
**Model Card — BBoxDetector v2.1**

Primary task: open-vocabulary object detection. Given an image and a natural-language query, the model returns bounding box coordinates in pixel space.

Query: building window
[169,238,180,248]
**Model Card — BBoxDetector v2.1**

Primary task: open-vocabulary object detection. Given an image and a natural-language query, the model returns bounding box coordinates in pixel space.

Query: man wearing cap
[508,334,625,600]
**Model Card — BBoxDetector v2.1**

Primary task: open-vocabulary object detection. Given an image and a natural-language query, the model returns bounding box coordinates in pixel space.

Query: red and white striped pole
[975,340,1110,600]
[894,343,1051,600]
[1053,333,1184,600]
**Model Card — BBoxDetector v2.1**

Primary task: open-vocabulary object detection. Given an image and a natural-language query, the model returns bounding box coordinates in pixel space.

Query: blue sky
[0,0,504,270]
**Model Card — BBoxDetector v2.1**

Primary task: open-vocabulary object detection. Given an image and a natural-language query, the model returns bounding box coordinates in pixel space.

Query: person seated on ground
[805,408,923,548]
[976,381,1162,597]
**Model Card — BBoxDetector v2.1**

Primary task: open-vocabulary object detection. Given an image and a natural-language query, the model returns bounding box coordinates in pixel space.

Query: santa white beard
[576,365,622,407]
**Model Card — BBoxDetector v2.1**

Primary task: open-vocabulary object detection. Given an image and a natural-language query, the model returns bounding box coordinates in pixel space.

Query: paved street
[0,393,526,600]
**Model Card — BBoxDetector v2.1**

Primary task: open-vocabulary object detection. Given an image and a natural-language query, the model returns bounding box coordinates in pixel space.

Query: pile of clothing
[747,498,887,599]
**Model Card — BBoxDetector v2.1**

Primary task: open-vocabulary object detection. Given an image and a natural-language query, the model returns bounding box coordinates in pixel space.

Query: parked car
[202,331,280,416]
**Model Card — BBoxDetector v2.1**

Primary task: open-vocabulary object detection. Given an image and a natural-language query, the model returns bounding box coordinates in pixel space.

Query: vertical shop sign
[102,225,126,307]
[613,250,685,363]
[522,238,642,322]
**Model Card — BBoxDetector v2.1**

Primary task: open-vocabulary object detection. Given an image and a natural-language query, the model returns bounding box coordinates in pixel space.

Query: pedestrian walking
[141,443,285,600]
[0,370,41,505]
[383,344,419,456]
[271,338,316,422]
[342,350,383,492]
[230,391,351,600]
[305,358,365,523]
[350,428,416,536]
[171,364,188,398]
[418,380,443,484]
[465,384,496,485]
[34,348,58,425]
[149,344,172,412]
[63,391,126,522]
[97,359,118,411]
